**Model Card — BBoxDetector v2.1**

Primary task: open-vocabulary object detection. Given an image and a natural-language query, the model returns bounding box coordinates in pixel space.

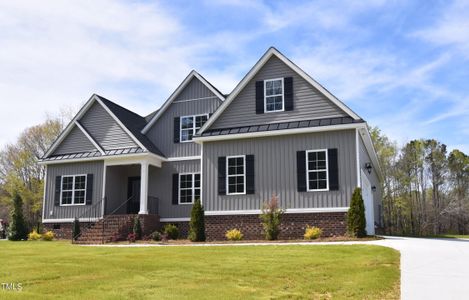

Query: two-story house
[40,47,381,242]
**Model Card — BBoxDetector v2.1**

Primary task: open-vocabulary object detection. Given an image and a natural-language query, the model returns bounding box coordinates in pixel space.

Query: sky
[0,0,468,153]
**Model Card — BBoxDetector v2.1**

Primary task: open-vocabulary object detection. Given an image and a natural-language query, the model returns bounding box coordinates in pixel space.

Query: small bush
[151,231,162,241]
[127,233,136,243]
[133,216,142,240]
[188,198,206,242]
[28,230,42,241]
[42,231,54,241]
[225,229,243,241]
[259,194,284,240]
[8,193,28,241]
[347,187,367,238]
[304,226,322,240]
[163,224,179,240]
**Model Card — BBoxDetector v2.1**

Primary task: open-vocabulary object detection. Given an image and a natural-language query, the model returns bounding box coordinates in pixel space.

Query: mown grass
[0,241,400,299]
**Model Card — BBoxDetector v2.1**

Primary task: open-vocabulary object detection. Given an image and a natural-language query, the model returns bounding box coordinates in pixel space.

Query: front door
[127,177,141,214]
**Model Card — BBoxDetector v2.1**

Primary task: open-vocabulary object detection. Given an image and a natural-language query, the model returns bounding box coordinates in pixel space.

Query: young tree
[188,198,205,242]
[347,188,367,237]
[72,218,81,241]
[259,195,284,240]
[8,193,28,241]
[133,216,142,240]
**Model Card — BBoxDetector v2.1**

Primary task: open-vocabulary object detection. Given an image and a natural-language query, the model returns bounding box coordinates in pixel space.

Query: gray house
[40,47,381,241]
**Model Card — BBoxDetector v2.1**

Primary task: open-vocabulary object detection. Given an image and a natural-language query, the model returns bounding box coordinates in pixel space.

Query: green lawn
[0,241,400,299]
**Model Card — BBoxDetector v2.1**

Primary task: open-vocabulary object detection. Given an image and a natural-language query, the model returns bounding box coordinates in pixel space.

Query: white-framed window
[179,173,201,204]
[226,155,246,195]
[306,149,329,191]
[60,175,87,205]
[180,114,208,142]
[264,78,284,112]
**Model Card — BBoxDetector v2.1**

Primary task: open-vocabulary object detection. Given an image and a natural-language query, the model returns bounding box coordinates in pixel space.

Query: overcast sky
[1,0,468,152]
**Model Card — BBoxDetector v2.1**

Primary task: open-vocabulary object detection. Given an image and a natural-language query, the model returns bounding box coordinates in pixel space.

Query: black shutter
[328,149,339,191]
[296,151,307,192]
[255,81,264,114]
[86,174,93,205]
[54,176,61,206]
[246,155,255,194]
[172,174,179,205]
[284,77,293,111]
[174,117,180,143]
[218,156,226,195]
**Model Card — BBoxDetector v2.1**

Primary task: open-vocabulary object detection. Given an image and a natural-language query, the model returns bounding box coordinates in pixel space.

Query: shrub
[225,229,243,241]
[8,193,28,241]
[188,198,206,242]
[72,218,80,240]
[127,233,136,243]
[28,230,42,241]
[151,231,162,241]
[42,231,54,241]
[347,187,367,238]
[133,216,142,240]
[163,224,179,240]
[304,226,322,240]
[259,195,284,240]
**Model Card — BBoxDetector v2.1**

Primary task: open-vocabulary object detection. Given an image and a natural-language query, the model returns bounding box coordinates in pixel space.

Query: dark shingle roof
[42,147,146,162]
[199,117,363,137]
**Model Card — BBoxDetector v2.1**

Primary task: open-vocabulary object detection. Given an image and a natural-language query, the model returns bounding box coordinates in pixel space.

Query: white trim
[355,129,361,188]
[358,127,383,181]
[205,207,349,216]
[195,123,366,143]
[139,162,149,214]
[142,71,225,134]
[101,165,107,216]
[264,78,284,113]
[160,217,190,222]
[42,217,100,223]
[200,143,204,205]
[305,149,329,192]
[173,96,218,103]
[75,121,105,155]
[226,155,246,195]
[178,173,201,205]
[166,156,201,162]
[40,152,165,166]
[180,114,209,143]
[199,47,361,134]
[59,174,87,206]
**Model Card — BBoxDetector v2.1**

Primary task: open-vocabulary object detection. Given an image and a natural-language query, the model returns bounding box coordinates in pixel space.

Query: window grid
[264,78,284,112]
[61,175,87,206]
[306,150,329,191]
[226,155,246,195]
[179,173,201,204]
[180,114,208,142]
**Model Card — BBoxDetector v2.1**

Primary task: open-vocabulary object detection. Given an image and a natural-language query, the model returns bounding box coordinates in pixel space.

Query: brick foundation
[205,212,347,241]
[43,222,92,240]
[159,221,190,238]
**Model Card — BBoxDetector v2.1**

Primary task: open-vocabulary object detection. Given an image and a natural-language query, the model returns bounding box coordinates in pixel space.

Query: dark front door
[127,177,141,214]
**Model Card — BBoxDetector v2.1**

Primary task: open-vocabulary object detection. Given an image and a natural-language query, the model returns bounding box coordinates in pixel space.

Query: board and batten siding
[202,129,357,211]
[79,102,138,150]
[149,160,201,218]
[53,126,97,155]
[358,132,382,223]
[44,161,104,220]
[211,56,348,129]
[146,77,221,158]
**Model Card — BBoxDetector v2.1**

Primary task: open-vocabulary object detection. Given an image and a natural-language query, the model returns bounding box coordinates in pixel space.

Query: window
[306,150,329,191]
[179,173,201,204]
[180,114,208,142]
[61,175,87,205]
[264,78,284,112]
[226,155,246,195]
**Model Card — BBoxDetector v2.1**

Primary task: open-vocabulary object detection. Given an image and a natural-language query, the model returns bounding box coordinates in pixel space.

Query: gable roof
[141,70,225,134]
[199,47,361,134]
[43,94,165,159]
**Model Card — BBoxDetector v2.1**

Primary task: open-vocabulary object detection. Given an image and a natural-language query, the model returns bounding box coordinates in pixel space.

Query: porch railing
[148,196,159,215]
[100,195,135,244]
[71,197,105,242]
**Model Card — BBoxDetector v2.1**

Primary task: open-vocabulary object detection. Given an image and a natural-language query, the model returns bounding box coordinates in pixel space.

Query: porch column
[139,161,149,214]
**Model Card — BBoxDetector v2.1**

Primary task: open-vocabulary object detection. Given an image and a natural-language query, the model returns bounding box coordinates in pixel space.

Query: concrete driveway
[371,236,469,300]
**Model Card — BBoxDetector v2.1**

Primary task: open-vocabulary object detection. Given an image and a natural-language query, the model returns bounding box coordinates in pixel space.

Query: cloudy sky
[1,0,468,152]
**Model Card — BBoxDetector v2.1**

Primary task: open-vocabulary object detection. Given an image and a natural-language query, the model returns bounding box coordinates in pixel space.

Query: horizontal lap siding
[146,77,221,157]
[53,126,97,155]
[211,56,347,129]
[202,130,357,211]
[44,161,104,220]
[80,102,137,150]
[148,160,201,218]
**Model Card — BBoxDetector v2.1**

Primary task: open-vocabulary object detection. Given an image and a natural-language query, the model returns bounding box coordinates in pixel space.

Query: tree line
[371,127,469,236]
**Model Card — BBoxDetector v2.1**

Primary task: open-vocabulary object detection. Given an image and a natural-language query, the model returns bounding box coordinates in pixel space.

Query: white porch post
[139,161,149,214]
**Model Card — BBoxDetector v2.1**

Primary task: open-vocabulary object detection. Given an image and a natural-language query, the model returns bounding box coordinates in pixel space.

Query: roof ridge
[94,94,145,120]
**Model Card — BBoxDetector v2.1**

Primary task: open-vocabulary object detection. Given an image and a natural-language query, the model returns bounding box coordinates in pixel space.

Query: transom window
[264,78,284,112]
[61,175,87,205]
[306,150,329,191]
[180,114,208,142]
[226,155,246,195]
[179,173,201,204]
